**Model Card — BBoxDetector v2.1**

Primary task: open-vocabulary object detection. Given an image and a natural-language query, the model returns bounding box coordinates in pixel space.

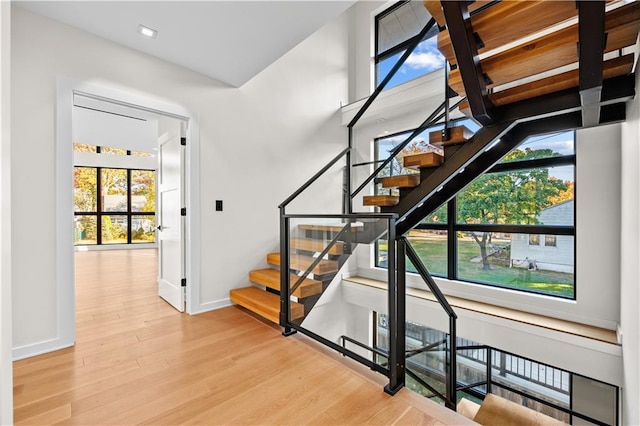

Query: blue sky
[377,36,445,89]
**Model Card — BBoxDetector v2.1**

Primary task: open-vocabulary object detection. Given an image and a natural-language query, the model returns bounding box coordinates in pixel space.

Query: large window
[375,125,576,299]
[74,166,156,245]
[375,1,444,90]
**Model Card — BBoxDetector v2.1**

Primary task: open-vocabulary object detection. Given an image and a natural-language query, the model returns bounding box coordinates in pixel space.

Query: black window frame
[74,148,156,246]
[374,1,442,89]
[374,127,577,300]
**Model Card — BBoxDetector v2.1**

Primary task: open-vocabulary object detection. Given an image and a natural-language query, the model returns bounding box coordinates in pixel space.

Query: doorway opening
[55,79,201,353]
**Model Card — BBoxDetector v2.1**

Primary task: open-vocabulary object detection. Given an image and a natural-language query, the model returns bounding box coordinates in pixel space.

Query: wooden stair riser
[381,174,420,189]
[230,287,304,324]
[249,268,322,299]
[428,126,473,145]
[403,152,445,169]
[267,252,339,276]
[363,195,399,207]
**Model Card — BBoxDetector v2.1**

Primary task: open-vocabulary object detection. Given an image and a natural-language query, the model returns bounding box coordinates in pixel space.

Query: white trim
[12,338,74,362]
[189,298,233,315]
[54,78,202,358]
[74,244,157,252]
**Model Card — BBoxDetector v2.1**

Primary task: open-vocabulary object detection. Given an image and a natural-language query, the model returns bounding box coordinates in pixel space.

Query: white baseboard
[189,298,232,315]
[13,337,74,361]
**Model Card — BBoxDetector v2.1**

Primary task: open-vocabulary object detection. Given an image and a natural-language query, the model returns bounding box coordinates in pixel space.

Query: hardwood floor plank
[13,249,473,425]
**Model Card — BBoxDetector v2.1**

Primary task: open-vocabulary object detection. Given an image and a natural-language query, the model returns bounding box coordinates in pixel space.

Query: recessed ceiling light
[138,24,157,39]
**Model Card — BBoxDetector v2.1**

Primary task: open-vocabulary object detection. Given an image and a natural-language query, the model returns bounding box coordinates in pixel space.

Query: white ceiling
[15,1,356,87]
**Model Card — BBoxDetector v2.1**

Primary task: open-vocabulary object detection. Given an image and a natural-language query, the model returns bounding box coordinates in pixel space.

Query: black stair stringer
[390,121,515,234]
[394,104,627,236]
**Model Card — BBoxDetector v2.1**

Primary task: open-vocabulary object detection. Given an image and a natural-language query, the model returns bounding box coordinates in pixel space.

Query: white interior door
[157,121,185,312]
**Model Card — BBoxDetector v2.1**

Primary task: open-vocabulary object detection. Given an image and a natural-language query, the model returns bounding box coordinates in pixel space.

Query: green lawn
[380,236,574,298]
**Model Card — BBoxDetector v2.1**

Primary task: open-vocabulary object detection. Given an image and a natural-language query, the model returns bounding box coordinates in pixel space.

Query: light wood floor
[13,249,473,425]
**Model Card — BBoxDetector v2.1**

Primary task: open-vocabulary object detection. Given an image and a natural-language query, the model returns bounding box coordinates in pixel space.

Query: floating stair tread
[290,238,344,255]
[343,276,619,345]
[249,268,323,298]
[381,174,420,189]
[230,286,304,323]
[363,195,399,207]
[458,54,635,114]
[448,2,640,96]
[423,0,494,29]
[428,126,474,146]
[437,1,579,66]
[267,252,339,275]
[299,223,363,233]
[403,152,444,169]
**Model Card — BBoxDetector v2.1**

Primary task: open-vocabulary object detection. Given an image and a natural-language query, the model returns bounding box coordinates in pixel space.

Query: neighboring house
[510,200,574,274]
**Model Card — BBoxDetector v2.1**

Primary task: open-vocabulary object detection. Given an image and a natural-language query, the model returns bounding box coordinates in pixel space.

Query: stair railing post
[446,314,457,410]
[385,226,405,395]
[279,208,295,336]
[346,127,353,214]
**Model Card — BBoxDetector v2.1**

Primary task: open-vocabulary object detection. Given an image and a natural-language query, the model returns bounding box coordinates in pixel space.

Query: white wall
[0,1,12,423]
[11,5,351,356]
[620,68,640,426]
[73,106,158,153]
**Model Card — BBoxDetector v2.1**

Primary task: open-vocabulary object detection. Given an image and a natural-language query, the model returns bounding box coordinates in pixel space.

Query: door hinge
[180,137,187,146]
[181,278,187,287]
[181,207,186,216]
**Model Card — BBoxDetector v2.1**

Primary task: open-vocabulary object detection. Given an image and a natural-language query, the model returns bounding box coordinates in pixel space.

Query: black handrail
[402,237,457,318]
[351,100,445,198]
[278,146,350,209]
[340,335,389,358]
[350,96,467,200]
[406,339,447,358]
[400,236,457,410]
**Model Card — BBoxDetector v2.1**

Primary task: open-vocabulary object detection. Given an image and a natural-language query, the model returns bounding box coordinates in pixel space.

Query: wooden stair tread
[249,268,323,298]
[403,152,444,169]
[459,54,634,114]
[381,174,420,189]
[448,2,640,97]
[267,252,339,275]
[363,195,400,207]
[424,0,494,29]
[343,276,619,345]
[437,1,579,66]
[290,238,344,255]
[230,286,304,323]
[299,223,362,233]
[428,125,473,146]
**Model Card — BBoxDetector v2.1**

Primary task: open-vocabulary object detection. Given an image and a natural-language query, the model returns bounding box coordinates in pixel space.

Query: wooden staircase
[231,229,350,324]
[363,125,470,209]
[231,0,640,326]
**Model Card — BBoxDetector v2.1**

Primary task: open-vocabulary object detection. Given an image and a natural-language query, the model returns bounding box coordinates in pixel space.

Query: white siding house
[510,200,574,273]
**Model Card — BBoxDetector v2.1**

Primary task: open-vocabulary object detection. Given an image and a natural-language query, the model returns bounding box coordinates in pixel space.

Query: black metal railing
[279,213,403,392]
[400,236,458,410]
[275,12,463,405]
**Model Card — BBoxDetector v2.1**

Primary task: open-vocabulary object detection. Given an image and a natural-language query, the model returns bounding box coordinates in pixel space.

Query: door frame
[55,78,201,348]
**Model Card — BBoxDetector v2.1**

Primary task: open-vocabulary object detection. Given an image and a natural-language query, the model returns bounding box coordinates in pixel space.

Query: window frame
[74,147,156,246]
[374,1,442,90]
[374,128,577,300]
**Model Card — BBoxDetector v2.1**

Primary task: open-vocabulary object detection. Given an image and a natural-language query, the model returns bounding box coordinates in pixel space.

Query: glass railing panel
[282,215,394,371]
